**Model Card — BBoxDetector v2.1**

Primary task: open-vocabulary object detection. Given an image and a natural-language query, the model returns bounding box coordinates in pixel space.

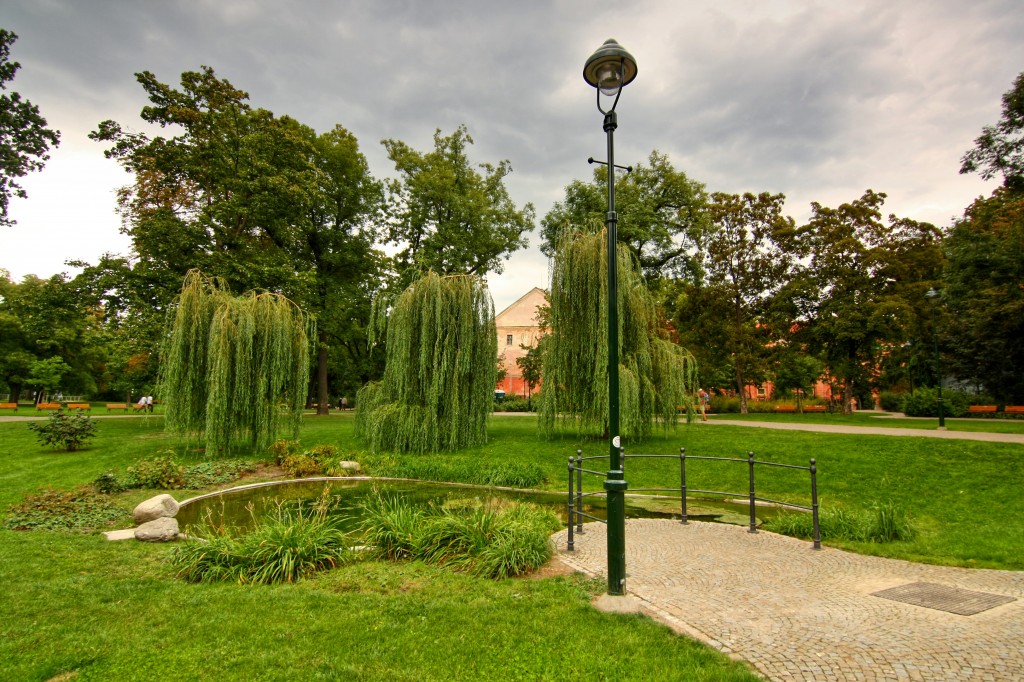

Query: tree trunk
[736,366,748,414]
[316,332,329,416]
[9,382,22,404]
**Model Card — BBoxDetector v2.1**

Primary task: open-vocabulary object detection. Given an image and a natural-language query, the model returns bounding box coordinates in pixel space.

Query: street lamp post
[925,288,946,430]
[584,38,637,596]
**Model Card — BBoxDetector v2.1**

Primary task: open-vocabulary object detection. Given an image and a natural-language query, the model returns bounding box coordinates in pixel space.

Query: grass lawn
[708,410,1024,433]
[1,412,1021,680]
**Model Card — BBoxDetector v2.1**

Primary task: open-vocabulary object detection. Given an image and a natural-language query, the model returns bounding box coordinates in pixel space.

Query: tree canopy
[0,29,61,227]
[381,125,534,284]
[960,71,1024,192]
[541,151,708,281]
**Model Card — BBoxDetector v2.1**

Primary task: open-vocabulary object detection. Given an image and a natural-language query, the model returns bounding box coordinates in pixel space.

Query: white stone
[336,460,361,473]
[134,517,181,542]
[133,494,179,523]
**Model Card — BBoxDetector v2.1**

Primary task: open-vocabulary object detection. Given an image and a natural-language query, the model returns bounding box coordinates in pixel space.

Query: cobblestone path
[554,520,1024,681]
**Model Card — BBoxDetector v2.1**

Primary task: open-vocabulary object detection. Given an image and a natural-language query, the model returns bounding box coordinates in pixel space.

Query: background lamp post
[584,38,637,596]
[925,288,946,430]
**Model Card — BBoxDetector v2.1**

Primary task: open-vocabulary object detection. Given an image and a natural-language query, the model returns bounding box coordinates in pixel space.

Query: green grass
[708,410,1024,433]
[0,415,759,681]
[1,411,1022,679]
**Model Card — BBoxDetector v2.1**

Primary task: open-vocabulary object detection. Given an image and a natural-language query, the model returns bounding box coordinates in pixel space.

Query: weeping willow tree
[540,228,698,439]
[160,270,313,454]
[356,272,496,454]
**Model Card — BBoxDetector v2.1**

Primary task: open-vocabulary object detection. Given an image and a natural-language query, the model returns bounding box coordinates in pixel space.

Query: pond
[176,477,769,532]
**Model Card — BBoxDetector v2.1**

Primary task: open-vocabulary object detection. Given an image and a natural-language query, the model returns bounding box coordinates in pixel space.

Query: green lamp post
[584,38,637,596]
[925,288,946,429]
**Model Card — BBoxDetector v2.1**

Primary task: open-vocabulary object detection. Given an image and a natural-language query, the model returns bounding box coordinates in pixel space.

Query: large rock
[336,460,361,474]
[134,517,181,542]
[133,494,179,523]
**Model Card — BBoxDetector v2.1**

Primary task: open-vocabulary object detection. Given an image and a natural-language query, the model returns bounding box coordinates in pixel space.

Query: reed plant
[171,490,352,584]
[358,492,560,578]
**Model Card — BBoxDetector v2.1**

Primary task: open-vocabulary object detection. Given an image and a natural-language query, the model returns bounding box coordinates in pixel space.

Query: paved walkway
[704,418,1024,444]
[554,520,1023,681]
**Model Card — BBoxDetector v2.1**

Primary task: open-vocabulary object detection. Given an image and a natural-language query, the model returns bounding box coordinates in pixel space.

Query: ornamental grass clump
[356,272,496,454]
[359,492,560,578]
[764,501,916,544]
[171,490,352,584]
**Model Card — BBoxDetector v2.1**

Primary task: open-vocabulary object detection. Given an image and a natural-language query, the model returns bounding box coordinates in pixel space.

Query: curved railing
[567,447,820,551]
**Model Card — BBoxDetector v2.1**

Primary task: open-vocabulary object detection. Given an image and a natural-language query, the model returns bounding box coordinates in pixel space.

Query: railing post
[575,450,584,533]
[748,451,757,533]
[567,456,575,552]
[679,447,688,524]
[810,458,821,550]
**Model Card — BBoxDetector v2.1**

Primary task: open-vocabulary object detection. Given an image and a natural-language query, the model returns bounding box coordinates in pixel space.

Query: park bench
[0,402,18,413]
[67,403,91,411]
[1004,406,1024,416]
[773,405,796,412]
[967,405,997,415]
[106,403,129,413]
[36,402,61,411]
[132,403,148,413]
[803,405,827,412]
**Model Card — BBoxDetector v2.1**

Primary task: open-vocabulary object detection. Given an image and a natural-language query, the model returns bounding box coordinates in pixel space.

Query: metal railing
[567,447,820,551]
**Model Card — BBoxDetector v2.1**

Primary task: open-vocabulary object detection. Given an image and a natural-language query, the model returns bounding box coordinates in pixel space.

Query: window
[506,334,513,345]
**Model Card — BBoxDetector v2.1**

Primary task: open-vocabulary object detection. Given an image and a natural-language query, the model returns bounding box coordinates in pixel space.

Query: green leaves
[0,29,61,227]
[382,125,534,282]
[356,272,496,453]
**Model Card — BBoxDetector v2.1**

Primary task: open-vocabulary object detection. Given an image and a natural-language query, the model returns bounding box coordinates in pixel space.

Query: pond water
[176,477,767,532]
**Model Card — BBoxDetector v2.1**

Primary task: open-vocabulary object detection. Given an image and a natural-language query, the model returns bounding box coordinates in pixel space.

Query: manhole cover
[872,582,1016,616]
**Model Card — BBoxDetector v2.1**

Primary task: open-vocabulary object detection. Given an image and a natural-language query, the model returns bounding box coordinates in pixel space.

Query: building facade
[495,287,547,398]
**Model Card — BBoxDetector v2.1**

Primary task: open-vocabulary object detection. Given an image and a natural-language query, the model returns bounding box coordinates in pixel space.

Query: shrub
[181,460,257,488]
[26,409,97,451]
[5,487,131,532]
[171,492,352,584]
[123,456,186,489]
[879,391,904,412]
[359,493,560,578]
[902,387,970,418]
[281,453,323,478]
[93,472,124,494]
[494,397,535,413]
[269,439,299,464]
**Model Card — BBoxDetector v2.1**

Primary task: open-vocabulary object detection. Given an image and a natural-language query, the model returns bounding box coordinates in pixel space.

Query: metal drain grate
[872,582,1016,616]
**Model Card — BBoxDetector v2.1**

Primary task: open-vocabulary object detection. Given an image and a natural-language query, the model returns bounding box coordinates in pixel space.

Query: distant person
[136,396,147,412]
[146,395,154,413]
[340,396,348,410]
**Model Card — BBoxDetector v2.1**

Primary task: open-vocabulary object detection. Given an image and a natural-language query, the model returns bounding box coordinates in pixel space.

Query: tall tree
[381,125,534,283]
[356,272,496,454]
[540,229,697,439]
[161,270,312,454]
[793,191,942,412]
[960,71,1024,192]
[91,67,385,410]
[541,151,708,281]
[0,29,61,227]
[943,190,1024,401]
[700,192,796,412]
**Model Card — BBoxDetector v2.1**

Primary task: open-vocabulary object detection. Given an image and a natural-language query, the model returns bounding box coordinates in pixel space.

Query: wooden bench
[967,405,997,415]
[773,405,796,412]
[106,403,129,413]
[803,405,827,412]
[36,402,62,411]
[133,403,148,412]
[0,402,18,413]
[66,402,91,411]
[1004,406,1024,415]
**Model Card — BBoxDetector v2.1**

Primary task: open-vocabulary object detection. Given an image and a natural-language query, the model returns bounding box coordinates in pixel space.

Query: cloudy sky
[2,0,1021,311]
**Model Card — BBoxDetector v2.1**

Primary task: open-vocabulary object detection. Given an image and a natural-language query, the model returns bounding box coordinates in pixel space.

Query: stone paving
[554,519,1024,681]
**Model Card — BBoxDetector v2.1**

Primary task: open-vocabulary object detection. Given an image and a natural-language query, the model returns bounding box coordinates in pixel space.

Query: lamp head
[583,39,637,97]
